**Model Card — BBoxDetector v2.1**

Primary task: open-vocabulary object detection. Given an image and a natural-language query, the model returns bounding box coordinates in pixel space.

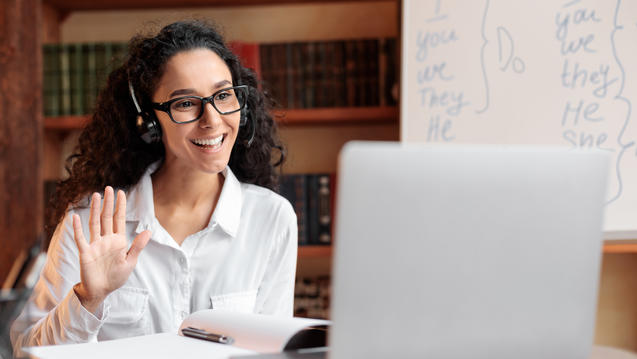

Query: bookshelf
[40,1,400,273]
[44,107,398,130]
[45,0,388,12]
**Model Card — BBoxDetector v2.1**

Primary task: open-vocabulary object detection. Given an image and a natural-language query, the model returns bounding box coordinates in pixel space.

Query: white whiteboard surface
[401,0,637,237]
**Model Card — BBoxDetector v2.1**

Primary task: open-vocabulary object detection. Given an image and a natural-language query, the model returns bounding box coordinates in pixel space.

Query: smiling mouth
[191,134,225,149]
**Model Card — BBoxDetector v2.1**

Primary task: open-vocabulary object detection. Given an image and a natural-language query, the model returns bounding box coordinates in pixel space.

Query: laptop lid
[330,142,609,359]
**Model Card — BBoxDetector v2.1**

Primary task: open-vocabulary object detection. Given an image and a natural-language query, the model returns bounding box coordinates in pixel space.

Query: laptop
[329,142,609,359]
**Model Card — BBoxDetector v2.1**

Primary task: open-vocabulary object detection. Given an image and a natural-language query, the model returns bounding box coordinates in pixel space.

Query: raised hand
[72,186,151,314]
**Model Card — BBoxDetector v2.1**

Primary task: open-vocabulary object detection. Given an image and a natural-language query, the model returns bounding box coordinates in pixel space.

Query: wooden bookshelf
[298,245,332,258]
[44,106,398,130]
[603,243,637,254]
[44,0,390,12]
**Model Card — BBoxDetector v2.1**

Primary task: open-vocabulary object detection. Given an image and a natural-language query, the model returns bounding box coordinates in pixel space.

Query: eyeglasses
[151,85,248,124]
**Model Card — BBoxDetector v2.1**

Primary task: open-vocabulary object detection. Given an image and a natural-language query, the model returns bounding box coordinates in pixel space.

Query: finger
[101,186,114,236]
[72,214,89,253]
[113,189,127,234]
[126,230,151,264]
[88,192,102,243]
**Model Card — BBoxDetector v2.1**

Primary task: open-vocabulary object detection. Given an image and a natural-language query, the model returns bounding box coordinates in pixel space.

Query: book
[229,42,261,80]
[42,44,60,117]
[82,42,98,114]
[24,310,329,359]
[306,174,332,245]
[294,276,330,319]
[69,43,84,116]
[279,174,309,245]
[58,44,71,116]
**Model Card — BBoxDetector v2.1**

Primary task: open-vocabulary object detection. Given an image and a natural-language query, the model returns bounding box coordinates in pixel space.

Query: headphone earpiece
[136,112,162,144]
[129,80,162,144]
[240,103,256,147]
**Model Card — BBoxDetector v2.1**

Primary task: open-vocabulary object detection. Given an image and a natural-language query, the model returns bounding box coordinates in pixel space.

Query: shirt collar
[126,161,159,228]
[126,162,243,238]
[211,166,242,238]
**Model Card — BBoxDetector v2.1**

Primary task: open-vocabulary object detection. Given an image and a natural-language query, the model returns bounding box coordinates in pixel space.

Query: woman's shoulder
[240,183,295,218]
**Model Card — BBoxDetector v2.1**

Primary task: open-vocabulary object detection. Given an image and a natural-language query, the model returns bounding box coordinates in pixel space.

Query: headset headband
[128,80,142,114]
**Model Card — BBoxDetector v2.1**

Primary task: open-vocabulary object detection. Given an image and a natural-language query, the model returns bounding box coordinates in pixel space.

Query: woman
[11,20,297,354]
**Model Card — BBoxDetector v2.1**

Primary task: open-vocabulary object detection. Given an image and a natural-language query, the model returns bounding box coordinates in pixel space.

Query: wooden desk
[592,346,637,359]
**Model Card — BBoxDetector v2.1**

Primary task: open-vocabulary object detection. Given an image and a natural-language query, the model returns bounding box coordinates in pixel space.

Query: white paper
[24,333,256,359]
[180,310,330,353]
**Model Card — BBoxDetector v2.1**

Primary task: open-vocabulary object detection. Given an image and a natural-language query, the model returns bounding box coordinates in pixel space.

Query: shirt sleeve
[255,201,298,316]
[10,210,108,357]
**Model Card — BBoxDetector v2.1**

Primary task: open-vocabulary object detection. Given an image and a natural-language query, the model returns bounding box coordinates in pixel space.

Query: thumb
[126,230,151,264]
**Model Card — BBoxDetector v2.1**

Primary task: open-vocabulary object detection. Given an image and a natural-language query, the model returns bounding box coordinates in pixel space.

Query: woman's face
[152,48,241,175]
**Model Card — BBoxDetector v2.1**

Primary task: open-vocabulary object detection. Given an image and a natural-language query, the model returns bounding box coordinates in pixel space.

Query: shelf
[603,243,637,254]
[275,106,397,125]
[44,0,389,12]
[43,106,398,130]
[298,245,332,258]
[44,115,89,130]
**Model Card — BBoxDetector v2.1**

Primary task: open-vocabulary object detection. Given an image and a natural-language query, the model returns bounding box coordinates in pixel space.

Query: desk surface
[592,346,637,359]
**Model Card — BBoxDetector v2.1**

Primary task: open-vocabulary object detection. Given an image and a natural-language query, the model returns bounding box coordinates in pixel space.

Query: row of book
[259,38,399,109]
[42,42,128,117]
[279,174,334,246]
[41,37,399,117]
[294,276,330,319]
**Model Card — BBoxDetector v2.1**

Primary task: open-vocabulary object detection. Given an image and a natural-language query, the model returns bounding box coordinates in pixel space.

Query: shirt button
[179,257,186,266]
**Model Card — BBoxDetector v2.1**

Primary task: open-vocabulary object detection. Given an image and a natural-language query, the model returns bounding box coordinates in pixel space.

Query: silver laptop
[329,142,609,359]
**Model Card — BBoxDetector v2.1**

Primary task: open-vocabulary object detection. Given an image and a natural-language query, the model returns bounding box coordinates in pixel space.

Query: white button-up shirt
[10,165,297,355]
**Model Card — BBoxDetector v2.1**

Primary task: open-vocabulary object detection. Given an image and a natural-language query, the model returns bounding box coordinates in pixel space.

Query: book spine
[378,38,387,107]
[368,39,380,107]
[356,39,368,107]
[316,174,332,245]
[259,44,271,97]
[306,174,332,245]
[344,40,357,107]
[94,43,105,98]
[70,43,84,115]
[103,42,114,84]
[292,42,304,108]
[314,41,326,108]
[384,37,399,106]
[302,42,315,108]
[59,44,71,116]
[279,174,308,246]
[230,42,261,81]
[330,41,347,108]
[83,42,97,114]
[285,43,295,108]
[42,44,60,117]
[306,174,319,245]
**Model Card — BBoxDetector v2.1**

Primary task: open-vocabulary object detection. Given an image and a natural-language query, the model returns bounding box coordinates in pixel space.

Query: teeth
[193,135,223,146]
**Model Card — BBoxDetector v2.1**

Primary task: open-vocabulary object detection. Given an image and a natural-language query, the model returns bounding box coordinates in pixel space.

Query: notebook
[329,142,609,359]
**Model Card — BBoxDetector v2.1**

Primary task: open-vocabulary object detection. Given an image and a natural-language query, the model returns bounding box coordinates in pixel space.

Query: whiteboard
[401,0,637,238]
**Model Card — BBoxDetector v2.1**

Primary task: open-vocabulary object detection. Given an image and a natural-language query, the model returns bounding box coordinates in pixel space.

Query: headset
[128,80,255,147]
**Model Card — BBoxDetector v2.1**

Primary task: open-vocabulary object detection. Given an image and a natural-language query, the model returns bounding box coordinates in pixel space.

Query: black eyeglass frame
[150,85,249,124]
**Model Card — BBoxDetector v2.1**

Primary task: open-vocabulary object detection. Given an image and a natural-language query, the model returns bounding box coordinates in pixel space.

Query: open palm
[72,186,151,313]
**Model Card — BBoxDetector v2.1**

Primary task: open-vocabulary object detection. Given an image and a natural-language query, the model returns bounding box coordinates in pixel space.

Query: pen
[181,326,235,345]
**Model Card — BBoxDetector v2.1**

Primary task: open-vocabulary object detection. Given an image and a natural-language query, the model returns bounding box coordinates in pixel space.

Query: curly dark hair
[46,19,285,238]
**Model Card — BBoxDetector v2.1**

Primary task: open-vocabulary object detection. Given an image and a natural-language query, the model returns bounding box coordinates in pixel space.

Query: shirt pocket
[210,290,258,313]
[103,286,150,336]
